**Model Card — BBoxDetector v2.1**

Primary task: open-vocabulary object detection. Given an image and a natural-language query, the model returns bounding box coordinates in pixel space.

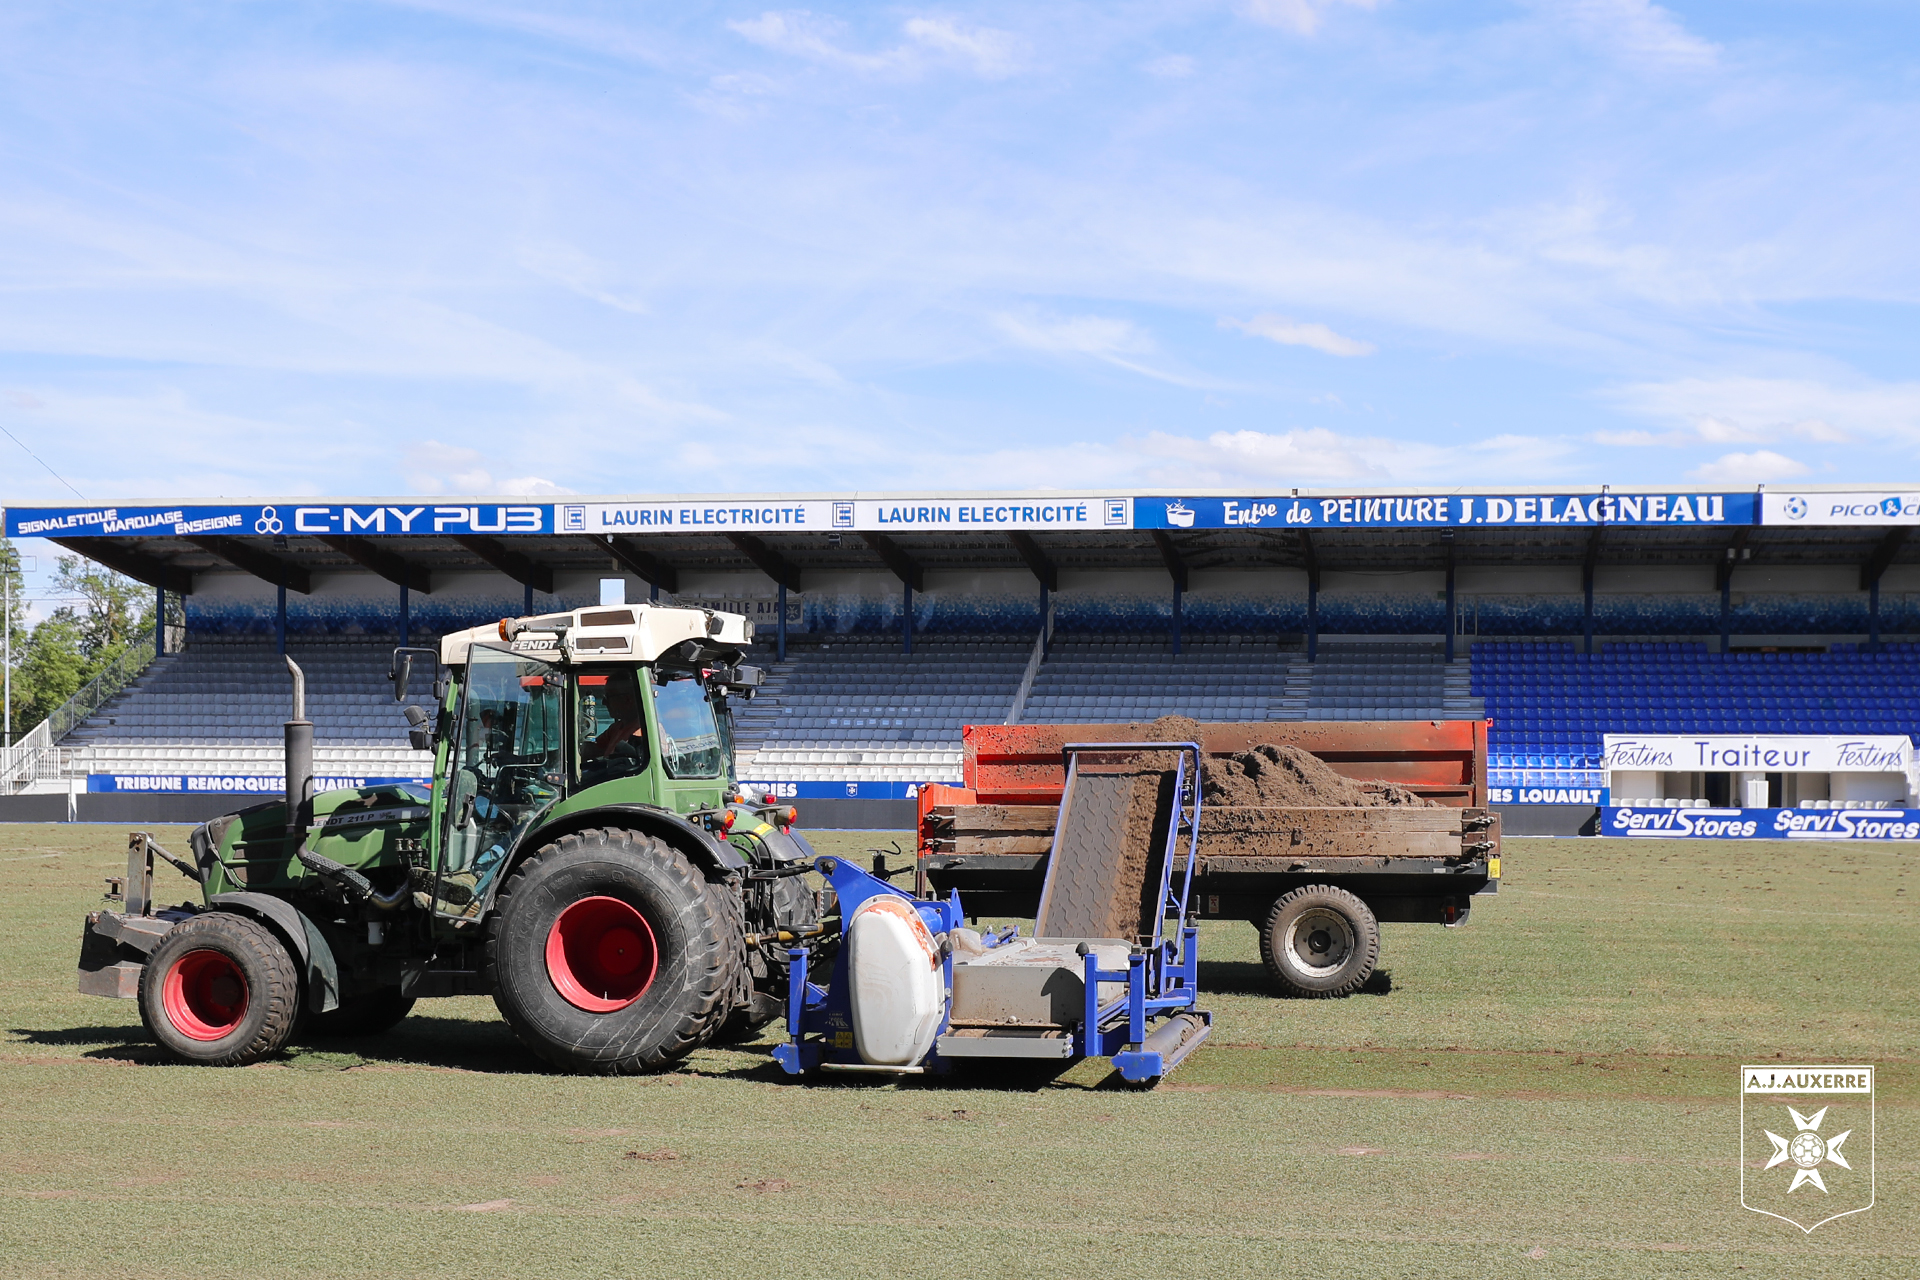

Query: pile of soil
[1202,743,1438,809]
[1047,717,1435,938]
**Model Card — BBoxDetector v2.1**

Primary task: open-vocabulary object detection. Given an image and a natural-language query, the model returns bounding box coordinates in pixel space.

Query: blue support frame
[773,742,1213,1085]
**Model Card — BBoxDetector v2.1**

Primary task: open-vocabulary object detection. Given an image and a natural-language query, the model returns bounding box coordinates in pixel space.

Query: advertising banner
[560,496,1129,534]
[1601,734,1914,775]
[1488,785,1606,805]
[1602,805,1920,840]
[8,503,551,538]
[1134,492,1756,531]
[735,780,928,800]
[675,595,806,632]
[1763,491,1920,526]
[88,773,428,793]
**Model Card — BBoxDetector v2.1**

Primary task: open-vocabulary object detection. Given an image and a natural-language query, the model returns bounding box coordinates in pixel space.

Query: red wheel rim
[162,949,250,1041]
[545,896,658,1013]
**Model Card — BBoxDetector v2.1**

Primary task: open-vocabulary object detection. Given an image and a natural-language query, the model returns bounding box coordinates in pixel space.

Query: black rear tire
[305,987,416,1037]
[485,827,741,1074]
[1259,885,1380,998]
[139,912,302,1066]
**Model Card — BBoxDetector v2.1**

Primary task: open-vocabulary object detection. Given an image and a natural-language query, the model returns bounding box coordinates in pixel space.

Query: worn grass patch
[1,824,1914,1277]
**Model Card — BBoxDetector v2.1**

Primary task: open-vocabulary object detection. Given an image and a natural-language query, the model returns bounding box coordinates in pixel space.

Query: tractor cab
[412,604,767,922]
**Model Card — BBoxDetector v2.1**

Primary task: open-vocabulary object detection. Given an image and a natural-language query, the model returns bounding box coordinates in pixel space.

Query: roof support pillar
[1582,526,1603,655]
[1716,528,1752,655]
[598,535,679,595]
[860,532,924,592]
[185,536,310,594]
[316,536,430,594]
[1006,532,1057,591]
[451,536,553,594]
[725,533,802,593]
[1300,531,1320,663]
[49,539,194,595]
[1151,532,1188,656]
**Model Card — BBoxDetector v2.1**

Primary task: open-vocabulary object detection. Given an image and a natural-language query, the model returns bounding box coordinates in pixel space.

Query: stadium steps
[1297,643,1456,721]
[1268,661,1315,721]
[1443,660,1486,718]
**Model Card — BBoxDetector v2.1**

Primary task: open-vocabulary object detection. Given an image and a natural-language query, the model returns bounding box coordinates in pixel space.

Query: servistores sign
[1602,735,1914,775]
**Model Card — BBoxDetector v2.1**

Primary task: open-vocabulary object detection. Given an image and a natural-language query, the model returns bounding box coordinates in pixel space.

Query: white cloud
[1225,314,1376,357]
[1694,415,1766,444]
[1791,419,1852,444]
[1686,450,1808,485]
[1143,54,1195,78]
[1240,0,1377,37]
[901,17,1020,78]
[911,424,1583,491]
[728,11,1020,78]
[403,439,570,495]
[1547,0,1719,70]
[1606,376,1920,451]
[995,311,1151,357]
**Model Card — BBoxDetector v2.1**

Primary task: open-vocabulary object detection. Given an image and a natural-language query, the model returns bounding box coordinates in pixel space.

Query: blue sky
[2,0,1918,549]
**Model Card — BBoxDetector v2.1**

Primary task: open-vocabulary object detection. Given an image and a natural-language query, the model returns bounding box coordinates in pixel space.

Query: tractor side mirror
[391,654,413,703]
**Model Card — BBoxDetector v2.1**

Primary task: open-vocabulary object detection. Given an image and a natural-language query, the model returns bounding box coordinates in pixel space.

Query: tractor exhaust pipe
[284,655,313,835]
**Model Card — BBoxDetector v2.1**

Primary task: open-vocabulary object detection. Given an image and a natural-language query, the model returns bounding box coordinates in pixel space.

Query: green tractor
[75,602,824,1072]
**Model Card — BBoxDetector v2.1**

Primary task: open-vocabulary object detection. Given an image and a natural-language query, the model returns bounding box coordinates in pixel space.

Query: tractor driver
[578,673,648,785]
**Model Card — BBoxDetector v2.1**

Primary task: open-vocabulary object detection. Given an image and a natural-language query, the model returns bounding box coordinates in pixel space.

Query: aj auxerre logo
[1741,1064,1874,1233]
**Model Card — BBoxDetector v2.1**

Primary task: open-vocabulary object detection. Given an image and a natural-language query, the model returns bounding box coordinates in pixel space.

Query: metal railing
[2,637,159,788]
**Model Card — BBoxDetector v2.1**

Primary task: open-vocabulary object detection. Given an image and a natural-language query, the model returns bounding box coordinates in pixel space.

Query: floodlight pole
[3,561,11,749]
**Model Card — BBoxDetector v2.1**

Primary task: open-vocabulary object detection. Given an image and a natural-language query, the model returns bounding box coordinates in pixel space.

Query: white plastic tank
[845,895,945,1067]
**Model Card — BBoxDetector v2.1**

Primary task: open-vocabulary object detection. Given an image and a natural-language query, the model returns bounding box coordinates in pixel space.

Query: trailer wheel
[139,913,301,1065]
[1260,885,1379,998]
[305,987,416,1037]
[485,827,741,1074]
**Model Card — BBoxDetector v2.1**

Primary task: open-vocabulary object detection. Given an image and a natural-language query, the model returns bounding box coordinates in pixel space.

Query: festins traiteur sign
[1135,492,1755,530]
[1600,735,1915,777]
[1764,491,1920,526]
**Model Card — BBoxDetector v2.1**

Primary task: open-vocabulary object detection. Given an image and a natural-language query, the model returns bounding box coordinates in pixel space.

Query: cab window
[653,673,723,779]
[576,669,649,787]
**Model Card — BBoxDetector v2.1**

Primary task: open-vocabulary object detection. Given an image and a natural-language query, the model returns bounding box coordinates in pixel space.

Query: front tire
[139,913,302,1065]
[1260,885,1380,998]
[485,828,741,1074]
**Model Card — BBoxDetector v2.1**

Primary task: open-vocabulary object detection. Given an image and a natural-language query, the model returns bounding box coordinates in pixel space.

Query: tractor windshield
[438,644,566,917]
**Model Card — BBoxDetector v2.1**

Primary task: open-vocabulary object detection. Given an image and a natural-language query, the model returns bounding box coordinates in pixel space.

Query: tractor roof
[439,602,752,667]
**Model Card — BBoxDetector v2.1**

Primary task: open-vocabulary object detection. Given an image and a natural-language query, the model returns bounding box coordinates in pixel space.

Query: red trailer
[915,721,1500,997]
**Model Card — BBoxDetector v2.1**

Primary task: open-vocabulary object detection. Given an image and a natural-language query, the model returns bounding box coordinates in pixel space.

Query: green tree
[54,554,150,656]
[14,612,88,732]
[1,537,29,744]
[3,550,157,741]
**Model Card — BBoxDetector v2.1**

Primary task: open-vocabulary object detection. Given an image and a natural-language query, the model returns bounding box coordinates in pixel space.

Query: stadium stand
[1474,640,1920,799]
[1018,634,1299,724]
[1296,642,1483,722]
[68,637,427,781]
[729,635,1028,786]
[7,484,1918,828]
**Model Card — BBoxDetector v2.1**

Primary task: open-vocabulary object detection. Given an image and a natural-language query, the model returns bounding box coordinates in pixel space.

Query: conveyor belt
[1033,757,1170,940]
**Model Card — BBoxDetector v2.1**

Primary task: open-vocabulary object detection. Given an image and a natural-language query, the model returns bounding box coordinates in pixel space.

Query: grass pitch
[1,824,1914,1278]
